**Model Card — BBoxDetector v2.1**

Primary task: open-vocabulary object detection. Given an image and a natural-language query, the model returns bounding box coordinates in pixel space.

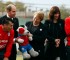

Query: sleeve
[4,29,14,58]
[65,17,70,36]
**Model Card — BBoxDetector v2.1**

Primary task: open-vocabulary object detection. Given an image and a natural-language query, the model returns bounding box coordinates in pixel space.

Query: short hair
[48,6,61,20]
[6,4,15,12]
[33,11,44,21]
[2,18,14,25]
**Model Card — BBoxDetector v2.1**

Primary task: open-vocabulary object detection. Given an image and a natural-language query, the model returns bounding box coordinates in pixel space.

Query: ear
[17,27,23,32]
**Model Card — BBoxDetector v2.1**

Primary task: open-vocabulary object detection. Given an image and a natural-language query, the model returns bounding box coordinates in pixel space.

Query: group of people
[0,4,70,60]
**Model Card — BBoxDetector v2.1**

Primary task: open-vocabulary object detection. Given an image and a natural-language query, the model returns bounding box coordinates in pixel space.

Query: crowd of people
[0,4,70,60]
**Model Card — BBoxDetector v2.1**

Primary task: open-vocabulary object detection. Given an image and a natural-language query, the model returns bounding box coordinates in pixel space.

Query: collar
[7,14,13,20]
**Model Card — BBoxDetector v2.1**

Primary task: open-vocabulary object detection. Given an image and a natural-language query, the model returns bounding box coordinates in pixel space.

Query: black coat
[44,19,66,60]
[26,21,47,60]
[44,19,66,45]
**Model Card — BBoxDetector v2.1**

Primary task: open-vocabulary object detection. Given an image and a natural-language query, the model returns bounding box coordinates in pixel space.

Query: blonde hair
[33,11,44,21]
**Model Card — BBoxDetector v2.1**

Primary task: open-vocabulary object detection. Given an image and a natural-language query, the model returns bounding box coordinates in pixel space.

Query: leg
[9,44,17,60]
[66,46,70,60]
[27,44,39,57]
[19,45,31,59]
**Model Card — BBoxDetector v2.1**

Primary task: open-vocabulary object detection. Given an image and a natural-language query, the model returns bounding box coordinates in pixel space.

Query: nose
[27,31,29,33]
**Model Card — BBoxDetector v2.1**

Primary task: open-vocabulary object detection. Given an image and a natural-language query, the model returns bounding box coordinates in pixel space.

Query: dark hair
[2,18,14,25]
[48,6,61,20]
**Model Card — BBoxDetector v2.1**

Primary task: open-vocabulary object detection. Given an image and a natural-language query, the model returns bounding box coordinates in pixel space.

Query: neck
[33,22,39,26]
[53,19,57,23]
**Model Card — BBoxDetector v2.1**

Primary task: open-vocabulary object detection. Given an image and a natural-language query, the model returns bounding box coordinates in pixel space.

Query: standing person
[0,18,14,60]
[0,4,19,60]
[44,6,66,60]
[25,11,46,60]
[65,16,70,60]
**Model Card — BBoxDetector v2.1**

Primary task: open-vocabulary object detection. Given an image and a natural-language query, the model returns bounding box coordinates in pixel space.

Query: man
[0,18,14,60]
[0,4,19,60]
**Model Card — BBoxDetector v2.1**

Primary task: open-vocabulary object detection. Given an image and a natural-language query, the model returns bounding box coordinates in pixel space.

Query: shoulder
[44,19,51,24]
[65,17,70,22]
[14,17,19,21]
[26,21,32,26]
[10,29,14,34]
[58,19,64,24]
[0,15,7,19]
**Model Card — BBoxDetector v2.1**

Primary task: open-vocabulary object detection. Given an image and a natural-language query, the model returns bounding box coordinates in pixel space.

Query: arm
[4,30,14,58]
[65,17,70,36]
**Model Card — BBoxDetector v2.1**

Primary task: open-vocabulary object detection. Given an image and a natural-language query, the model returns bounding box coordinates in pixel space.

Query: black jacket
[26,21,46,51]
[0,15,19,38]
[44,19,66,46]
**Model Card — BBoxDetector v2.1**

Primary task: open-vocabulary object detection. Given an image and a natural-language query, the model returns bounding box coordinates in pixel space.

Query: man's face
[8,7,16,18]
[4,21,14,32]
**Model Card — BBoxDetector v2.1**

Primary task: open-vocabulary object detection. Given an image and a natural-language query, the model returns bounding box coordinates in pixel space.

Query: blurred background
[0,0,70,60]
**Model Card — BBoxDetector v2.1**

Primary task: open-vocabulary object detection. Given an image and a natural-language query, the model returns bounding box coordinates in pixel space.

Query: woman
[44,6,66,60]
[25,11,46,60]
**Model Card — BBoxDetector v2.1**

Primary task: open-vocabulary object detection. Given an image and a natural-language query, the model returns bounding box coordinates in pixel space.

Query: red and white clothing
[18,35,29,46]
[0,25,14,58]
[65,17,70,46]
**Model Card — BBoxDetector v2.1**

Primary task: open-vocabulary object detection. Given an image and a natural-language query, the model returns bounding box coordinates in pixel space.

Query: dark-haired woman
[44,6,66,60]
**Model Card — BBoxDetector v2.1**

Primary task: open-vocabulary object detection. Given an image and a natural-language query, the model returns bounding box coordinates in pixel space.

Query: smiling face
[6,4,16,18]
[33,11,44,25]
[3,21,14,32]
[2,19,14,32]
[33,14,41,24]
[54,12,60,20]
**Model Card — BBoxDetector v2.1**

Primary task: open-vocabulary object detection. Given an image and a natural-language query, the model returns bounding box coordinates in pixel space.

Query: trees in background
[0,1,70,18]
[0,1,26,15]
[60,5,70,19]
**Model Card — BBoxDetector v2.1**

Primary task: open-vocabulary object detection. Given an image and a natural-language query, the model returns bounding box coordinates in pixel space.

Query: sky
[2,0,70,10]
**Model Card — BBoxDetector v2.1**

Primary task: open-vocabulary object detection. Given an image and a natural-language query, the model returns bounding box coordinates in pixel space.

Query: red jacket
[0,25,14,58]
[65,17,70,46]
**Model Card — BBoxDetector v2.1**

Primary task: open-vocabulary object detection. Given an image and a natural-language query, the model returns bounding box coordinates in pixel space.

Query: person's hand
[55,39,60,47]
[3,57,8,60]
[44,38,48,46]
[15,38,24,43]
[27,32,33,37]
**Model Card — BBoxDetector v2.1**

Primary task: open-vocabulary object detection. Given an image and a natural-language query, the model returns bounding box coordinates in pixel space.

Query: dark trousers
[9,44,17,60]
[44,44,66,60]
[0,49,5,60]
[66,46,70,60]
